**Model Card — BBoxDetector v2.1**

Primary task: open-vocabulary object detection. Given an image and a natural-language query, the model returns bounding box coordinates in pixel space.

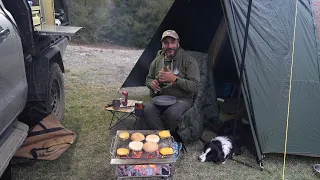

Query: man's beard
[163,47,178,60]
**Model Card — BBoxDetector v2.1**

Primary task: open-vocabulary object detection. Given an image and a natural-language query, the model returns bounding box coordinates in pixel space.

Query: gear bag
[14,114,76,160]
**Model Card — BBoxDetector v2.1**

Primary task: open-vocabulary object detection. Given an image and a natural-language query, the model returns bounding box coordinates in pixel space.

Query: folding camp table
[105,100,143,130]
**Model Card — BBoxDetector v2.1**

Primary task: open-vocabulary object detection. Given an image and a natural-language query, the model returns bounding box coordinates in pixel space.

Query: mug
[112,99,121,110]
[134,103,144,117]
[135,103,143,109]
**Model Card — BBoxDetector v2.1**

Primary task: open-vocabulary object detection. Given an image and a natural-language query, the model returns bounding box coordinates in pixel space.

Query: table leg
[109,112,131,130]
[133,114,138,130]
[108,112,116,130]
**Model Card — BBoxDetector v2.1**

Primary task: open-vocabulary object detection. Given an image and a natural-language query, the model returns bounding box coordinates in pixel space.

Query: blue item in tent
[216,83,233,97]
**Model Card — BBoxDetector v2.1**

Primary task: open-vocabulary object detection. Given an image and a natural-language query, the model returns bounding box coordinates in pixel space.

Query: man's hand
[151,79,161,92]
[159,68,176,83]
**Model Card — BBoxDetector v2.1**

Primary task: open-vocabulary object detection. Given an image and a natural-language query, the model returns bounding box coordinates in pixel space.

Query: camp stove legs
[114,164,174,180]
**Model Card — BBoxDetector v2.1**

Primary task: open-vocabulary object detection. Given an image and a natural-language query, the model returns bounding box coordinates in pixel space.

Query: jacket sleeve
[145,50,162,90]
[145,60,156,90]
[176,56,200,93]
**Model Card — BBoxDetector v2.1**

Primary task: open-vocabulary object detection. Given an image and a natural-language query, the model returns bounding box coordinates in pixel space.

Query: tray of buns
[110,130,177,165]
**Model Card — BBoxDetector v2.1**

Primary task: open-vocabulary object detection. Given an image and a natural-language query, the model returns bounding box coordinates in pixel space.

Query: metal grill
[110,130,178,179]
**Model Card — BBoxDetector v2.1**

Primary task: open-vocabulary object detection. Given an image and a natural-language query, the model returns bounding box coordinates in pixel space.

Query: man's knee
[162,107,180,121]
[143,100,166,129]
[144,101,157,116]
[163,101,191,118]
[162,102,191,127]
[162,108,181,131]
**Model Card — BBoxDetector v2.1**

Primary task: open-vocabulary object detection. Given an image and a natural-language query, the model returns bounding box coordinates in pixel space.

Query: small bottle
[121,88,128,106]
[154,79,163,95]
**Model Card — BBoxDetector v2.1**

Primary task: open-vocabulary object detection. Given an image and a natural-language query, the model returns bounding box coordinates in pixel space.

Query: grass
[11,76,320,180]
[69,72,80,77]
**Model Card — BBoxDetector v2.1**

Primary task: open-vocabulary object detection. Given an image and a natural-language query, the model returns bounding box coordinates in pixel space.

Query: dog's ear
[213,140,223,150]
[214,150,225,163]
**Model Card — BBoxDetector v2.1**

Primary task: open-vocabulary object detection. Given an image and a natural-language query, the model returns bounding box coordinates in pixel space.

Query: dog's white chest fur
[212,136,232,158]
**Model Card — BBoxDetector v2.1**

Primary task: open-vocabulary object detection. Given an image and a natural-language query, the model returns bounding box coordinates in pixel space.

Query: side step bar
[0,120,29,176]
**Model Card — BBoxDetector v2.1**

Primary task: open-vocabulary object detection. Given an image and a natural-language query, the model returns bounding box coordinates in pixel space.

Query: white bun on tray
[146,134,160,143]
[129,141,143,151]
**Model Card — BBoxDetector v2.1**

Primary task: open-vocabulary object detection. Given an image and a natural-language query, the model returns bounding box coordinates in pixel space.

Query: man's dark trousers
[144,98,192,132]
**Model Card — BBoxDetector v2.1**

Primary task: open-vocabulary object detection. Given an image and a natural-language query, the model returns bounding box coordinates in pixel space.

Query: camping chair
[175,51,220,145]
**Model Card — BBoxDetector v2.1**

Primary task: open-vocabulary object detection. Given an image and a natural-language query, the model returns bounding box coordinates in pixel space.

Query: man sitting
[144,30,200,134]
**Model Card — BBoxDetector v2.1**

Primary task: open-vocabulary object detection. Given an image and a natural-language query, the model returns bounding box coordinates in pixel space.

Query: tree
[103,0,173,47]
[66,0,174,47]
[66,0,109,43]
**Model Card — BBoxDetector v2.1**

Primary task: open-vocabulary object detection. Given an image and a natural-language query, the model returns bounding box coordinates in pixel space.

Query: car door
[0,2,28,136]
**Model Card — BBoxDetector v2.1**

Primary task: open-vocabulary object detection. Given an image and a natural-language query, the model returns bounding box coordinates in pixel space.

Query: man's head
[161,30,180,60]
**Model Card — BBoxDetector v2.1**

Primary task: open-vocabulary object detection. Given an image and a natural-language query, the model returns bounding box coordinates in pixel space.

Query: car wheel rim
[51,79,60,115]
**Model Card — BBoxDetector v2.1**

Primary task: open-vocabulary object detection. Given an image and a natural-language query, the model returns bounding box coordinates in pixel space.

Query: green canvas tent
[122,0,320,166]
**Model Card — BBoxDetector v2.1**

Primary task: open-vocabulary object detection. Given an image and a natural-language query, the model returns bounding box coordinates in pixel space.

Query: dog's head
[198,141,225,163]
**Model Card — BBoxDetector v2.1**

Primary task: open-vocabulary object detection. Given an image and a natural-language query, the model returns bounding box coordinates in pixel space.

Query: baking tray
[110,130,177,165]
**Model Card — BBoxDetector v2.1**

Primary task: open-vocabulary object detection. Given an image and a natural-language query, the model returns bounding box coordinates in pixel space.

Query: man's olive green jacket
[145,47,200,100]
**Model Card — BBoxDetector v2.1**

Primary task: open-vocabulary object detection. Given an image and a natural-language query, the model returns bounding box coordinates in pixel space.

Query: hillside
[66,0,174,48]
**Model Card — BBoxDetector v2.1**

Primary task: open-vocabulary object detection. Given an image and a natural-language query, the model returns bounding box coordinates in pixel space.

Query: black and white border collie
[198,136,234,164]
[198,119,248,164]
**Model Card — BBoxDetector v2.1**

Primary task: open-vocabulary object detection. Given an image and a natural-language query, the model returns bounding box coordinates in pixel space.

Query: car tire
[18,63,64,127]
[48,62,65,121]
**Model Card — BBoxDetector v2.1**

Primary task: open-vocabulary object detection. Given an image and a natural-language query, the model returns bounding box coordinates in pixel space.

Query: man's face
[162,37,179,59]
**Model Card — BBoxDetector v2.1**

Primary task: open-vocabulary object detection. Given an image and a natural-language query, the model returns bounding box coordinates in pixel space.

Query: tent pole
[222,0,264,167]
[233,0,253,138]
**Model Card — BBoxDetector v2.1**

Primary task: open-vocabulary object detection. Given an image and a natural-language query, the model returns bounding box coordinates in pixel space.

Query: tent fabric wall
[225,0,320,156]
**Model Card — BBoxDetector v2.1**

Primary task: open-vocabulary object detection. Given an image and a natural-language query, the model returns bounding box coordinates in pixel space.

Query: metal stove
[110,130,179,180]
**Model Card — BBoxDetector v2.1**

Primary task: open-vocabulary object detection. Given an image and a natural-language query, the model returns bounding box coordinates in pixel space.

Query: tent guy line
[282,0,299,179]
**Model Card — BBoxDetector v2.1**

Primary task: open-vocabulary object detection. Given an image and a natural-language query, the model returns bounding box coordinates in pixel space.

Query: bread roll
[119,132,130,140]
[146,134,160,143]
[117,148,129,156]
[143,142,159,153]
[131,132,145,142]
[158,130,171,139]
[129,141,143,151]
